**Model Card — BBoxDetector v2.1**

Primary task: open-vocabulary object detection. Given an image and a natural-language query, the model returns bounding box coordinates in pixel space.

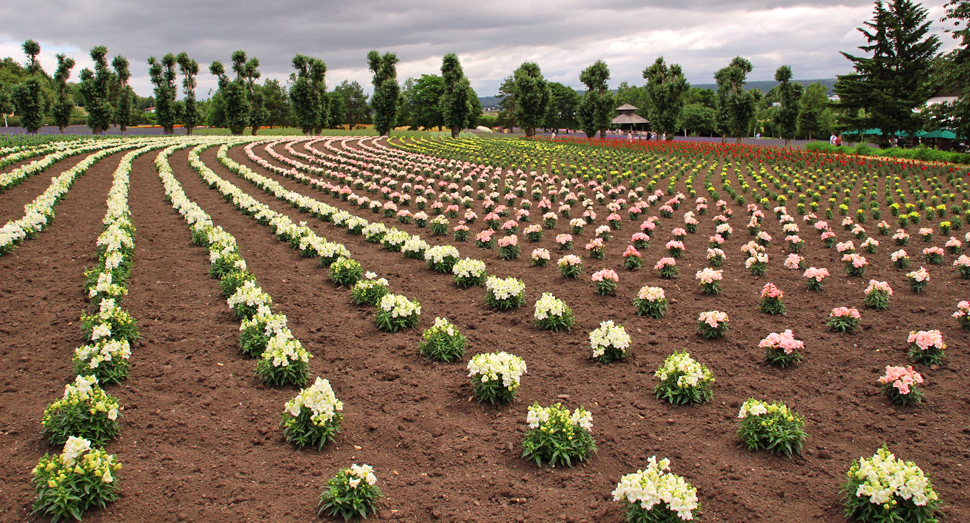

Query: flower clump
[281,377,344,449]
[42,375,120,446]
[696,310,729,338]
[452,258,487,288]
[350,272,391,305]
[654,351,715,405]
[32,436,122,522]
[863,280,893,310]
[828,307,861,333]
[841,446,941,523]
[759,330,804,367]
[612,457,699,522]
[375,293,422,332]
[695,268,723,296]
[589,320,631,364]
[907,330,945,366]
[533,292,574,332]
[634,286,668,318]
[878,366,924,405]
[484,275,526,310]
[466,352,527,404]
[318,464,382,522]
[736,398,807,457]
[522,403,595,468]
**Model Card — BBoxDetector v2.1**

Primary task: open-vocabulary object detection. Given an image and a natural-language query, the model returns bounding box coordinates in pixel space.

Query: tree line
[0,0,966,142]
[0,45,480,136]
[494,0,969,147]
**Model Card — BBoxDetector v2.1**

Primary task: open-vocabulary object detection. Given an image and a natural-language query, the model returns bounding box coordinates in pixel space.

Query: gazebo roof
[616,104,638,112]
[612,112,649,125]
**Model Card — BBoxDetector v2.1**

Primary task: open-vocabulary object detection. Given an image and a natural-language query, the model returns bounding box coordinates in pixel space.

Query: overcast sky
[0,0,957,100]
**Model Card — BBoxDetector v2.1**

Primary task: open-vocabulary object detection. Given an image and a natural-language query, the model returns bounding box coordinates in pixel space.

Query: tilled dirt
[0,138,967,523]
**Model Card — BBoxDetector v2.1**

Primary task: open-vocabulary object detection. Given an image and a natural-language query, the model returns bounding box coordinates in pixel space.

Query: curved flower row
[0,138,130,191]
[1,143,140,256]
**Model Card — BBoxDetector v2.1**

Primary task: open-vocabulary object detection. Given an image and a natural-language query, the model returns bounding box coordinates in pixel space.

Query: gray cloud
[0,0,954,98]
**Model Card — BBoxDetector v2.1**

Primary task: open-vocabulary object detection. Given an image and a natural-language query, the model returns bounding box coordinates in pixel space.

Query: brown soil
[0,138,968,523]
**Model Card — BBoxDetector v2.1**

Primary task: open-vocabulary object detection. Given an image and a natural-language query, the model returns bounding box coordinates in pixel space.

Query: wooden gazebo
[612,104,649,132]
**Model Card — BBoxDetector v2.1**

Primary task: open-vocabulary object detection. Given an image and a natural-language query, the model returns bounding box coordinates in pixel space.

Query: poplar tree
[79,46,113,134]
[714,56,759,142]
[111,55,133,134]
[0,82,12,127]
[177,52,202,135]
[12,39,46,133]
[773,65,802,145]
[233,51,267,135]
[310,59,328,134]
[835,0,940,144]
[148,54,182,134]
[643,57,691,140]
[290,54,321,135]
[368,50,400,136]
[578,60,614,138]
[513,62,550,137]
[52,53,76,133]
[441,53,472,138]
[288,55,327,134]
[209,55,248,135]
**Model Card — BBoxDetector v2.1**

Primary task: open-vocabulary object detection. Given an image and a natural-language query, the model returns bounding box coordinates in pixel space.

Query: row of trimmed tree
[1,42,479,137]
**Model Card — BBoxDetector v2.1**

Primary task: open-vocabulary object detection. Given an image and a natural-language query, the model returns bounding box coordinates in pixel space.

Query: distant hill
[479,79,837,108]
[691,78,838,94]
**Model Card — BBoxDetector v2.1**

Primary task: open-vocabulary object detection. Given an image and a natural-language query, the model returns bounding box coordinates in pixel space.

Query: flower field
[0,134,968,522]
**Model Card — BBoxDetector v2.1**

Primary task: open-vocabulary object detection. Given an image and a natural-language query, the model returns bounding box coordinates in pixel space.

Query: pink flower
[907,330,945,351]
[831,307,861,319]
[759,330,805,354]
[760,283,783,299]
[498,235,518,247]
[631,232,650,243]
[591,269,619,283]
[654,257,676,270]
[623,245,641,258]
[879,366,923,395]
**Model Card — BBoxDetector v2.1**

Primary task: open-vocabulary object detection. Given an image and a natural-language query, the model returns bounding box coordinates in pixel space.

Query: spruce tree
[368,50,400,136]
[835,0,940,145]
[940,1,970,141]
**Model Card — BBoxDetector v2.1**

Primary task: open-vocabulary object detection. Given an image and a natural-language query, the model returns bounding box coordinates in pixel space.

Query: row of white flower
[0,138,130,190]
[0,143,142,256]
